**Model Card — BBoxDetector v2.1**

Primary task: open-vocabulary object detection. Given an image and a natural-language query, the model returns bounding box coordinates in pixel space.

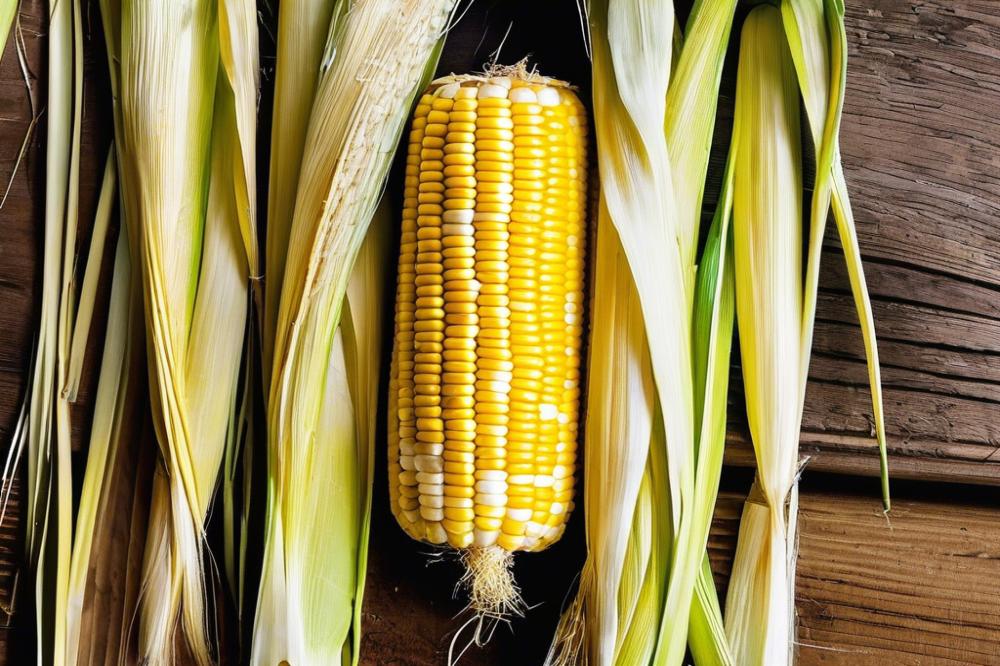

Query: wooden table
[1,0,998,664]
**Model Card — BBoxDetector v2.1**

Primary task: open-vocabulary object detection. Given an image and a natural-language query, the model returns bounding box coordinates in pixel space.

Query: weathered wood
[719,0,1000,484]
[708,485,1000,666]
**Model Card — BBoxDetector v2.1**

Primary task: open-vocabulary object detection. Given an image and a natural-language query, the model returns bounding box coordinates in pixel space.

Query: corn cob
[388,70,588,612]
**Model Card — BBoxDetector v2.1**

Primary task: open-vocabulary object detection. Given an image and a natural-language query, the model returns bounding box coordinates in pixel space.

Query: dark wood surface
[0,0,998,664]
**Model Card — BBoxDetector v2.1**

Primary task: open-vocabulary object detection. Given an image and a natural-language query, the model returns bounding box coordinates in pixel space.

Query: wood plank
[838,0,1000,288]
[708,484,1000,666]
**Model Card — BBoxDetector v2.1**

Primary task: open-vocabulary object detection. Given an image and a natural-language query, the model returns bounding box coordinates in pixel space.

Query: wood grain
[708,484,1000,666]
[721,0,1000,485]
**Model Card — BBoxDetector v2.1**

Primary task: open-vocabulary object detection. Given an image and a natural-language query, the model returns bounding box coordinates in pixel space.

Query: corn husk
[0,0,83,661]
[250,2,456,663]
[548,2,737,664]
[65,230,153,666]
[0,0,15,64]
[723,7,803,665]
[723,3,890,664]
[781,0,889,506]
[95,0,259,661]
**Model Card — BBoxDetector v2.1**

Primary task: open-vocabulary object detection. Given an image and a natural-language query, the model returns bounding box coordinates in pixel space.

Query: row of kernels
[409,93,453,543]
[392,94,433,533]
[469,86,513,548]
[437,85,481,548]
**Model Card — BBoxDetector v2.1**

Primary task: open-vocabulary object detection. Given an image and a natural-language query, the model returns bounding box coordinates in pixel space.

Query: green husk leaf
[687,138,737,666]
[0,0,15,63]
[781,0,888,508]
[64,147,116,401]
[342,201,391,666]
[688,556,732,666]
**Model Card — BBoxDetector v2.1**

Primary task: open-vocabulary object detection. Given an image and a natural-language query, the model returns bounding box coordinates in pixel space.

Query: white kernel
[534,475,554,488]
[399,456,415,471]
[441,223,475,237]
[506,508,532,522]
[509,87,537,103]
[414,455,443,473]
[437,82,460,99]
[474,493,506,507]
[539,403,558,421]
[550,502,565,516]
[443,208,475,224]
[420,506,444,521]
[473,529,499,547]
[525,522,545,538]
[475,470,506,481]
[475,480,507,494]
[478,84,507,99]
[418,483,443,496]
[537,86,560,106]
[416,472,444,484]
[419,495,444,508]
[489,77,512,89]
